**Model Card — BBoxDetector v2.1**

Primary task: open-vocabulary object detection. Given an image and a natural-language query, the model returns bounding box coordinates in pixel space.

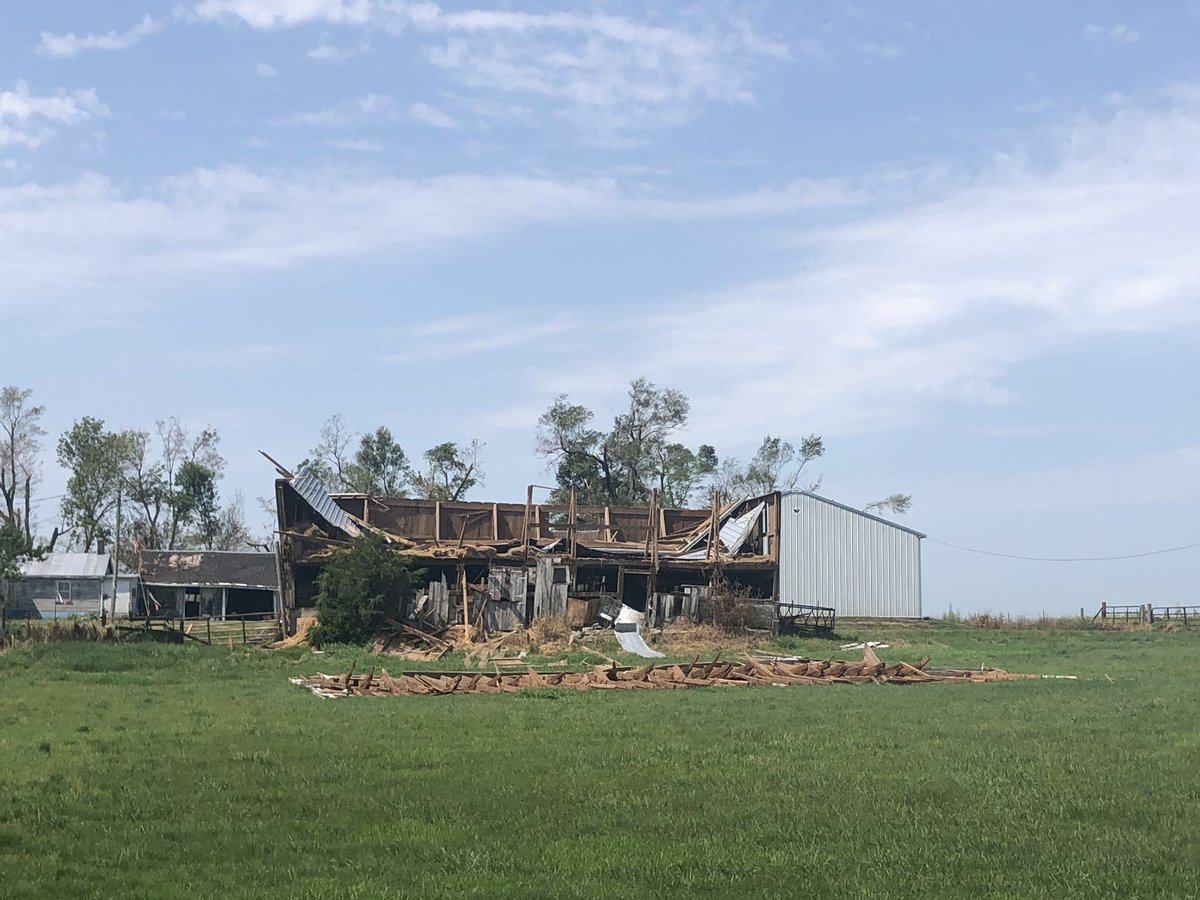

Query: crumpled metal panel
[720,501,765,553]
[291,472,360,537]
[614,627,665,658]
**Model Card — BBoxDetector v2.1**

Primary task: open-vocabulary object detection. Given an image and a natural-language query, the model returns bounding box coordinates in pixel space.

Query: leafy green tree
[346,426,412,497]
[537,379,710,506]
[653,442,718,508]
[312,533,418,645]
[1,519,44,617]
[175,460,220,549]
[412,440,484,501]
[120,419,226,551]
[0,386,46,545]
[57,418,134,552]
[742,434,825,495]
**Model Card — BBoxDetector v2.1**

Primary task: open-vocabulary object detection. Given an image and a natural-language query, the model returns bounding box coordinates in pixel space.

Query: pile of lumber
[289,648,1044,699]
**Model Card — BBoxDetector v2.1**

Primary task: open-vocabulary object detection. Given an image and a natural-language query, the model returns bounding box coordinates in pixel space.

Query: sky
[3,0,1199,617]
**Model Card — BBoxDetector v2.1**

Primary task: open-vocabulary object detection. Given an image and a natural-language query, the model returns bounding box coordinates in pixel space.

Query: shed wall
[778,492,922,618]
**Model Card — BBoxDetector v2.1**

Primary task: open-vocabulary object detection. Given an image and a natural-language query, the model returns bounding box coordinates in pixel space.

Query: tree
[412,440,484,501]
[864,494,914,516]
[536,378,708,506]
[174,459,220,548]
[57,418,134,552]
[345,426,411,497]
[653,442,717,508]
[0,386,46,545]
[606,377,690,503]
[123,419,225,551]
[1,518,43,617]
[211,492,254,551]
[535,396,610,505]
[299,414,356,490]
[741,434,825,495]
[311,533,418,645]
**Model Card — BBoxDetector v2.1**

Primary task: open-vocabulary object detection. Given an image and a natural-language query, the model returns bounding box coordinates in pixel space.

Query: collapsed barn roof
[271,466,776,566]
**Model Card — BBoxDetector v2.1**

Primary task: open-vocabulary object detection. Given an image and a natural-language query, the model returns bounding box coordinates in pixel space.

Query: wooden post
[649,489,659,579]
[568,488,577,559]
[206,617,211,645]
[1100,602,1107,621]
[492,503,499,541]
[108,483,122,626]
[434,501,442,546]
[241,616,247,645]
[521,485,533,564]
[460,565,471,644]
[707,491,720,563]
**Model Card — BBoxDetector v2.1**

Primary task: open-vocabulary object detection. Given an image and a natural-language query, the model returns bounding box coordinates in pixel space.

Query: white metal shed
[778,491,924,618]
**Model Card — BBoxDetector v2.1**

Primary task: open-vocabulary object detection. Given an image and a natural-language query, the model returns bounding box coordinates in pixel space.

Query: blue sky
[3,1,1198,616]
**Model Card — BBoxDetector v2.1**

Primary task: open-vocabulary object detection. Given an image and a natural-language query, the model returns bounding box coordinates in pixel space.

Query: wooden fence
[1094,602,1199,626]
[117,613,282,646]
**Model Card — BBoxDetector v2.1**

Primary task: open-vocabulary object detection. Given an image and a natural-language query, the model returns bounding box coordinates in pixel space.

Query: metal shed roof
[781,491,926,539]
[19,552,113,579]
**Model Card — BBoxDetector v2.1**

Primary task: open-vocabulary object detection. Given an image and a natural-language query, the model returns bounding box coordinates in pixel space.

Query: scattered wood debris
[289,648,1051,699]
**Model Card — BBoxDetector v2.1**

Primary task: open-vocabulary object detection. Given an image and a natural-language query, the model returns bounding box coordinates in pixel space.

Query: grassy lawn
[1,623,1198,899]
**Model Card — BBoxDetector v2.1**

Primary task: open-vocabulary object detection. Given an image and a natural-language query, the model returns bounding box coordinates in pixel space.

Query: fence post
[1100,602,1107,621]
[206,618,212,645]
[241,617,247,645]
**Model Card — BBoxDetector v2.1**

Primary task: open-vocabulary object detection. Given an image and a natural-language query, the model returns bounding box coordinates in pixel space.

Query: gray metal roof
[19,552,112,579]
[291,471,360,537]
[139,550,279,589]
[781,491,926,538]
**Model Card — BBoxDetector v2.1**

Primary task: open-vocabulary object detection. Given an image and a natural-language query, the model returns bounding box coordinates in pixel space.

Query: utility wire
[926,538,1200,563]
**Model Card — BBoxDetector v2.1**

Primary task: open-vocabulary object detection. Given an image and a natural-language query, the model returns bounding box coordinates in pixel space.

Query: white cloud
[512,88,1200,443]
[410,100,459,129]
[0,81,106,149]
[255,62,279,77]
[3,85,1200,449]
[192,0,374,29]
[38,14,162,58]
[0,167,614,305]
[418,8,788,142]
[307,43,359,60]
[282,93,393,125]
[327,138,382,151]
[191,2,786,141]
[1082,24,1141,45]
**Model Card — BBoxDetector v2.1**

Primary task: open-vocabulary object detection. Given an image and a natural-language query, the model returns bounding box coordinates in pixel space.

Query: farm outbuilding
[137,550,281,621]
[778,491,924,618]
[8,552,136,619]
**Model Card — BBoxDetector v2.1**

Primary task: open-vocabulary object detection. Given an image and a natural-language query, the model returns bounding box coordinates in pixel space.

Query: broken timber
[289,652,1047,699]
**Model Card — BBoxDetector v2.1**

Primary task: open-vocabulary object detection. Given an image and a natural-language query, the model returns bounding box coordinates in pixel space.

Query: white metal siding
[778,492,922,618]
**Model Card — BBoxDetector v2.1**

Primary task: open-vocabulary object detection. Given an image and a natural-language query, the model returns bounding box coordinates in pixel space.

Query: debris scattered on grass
[289,649,1059,699]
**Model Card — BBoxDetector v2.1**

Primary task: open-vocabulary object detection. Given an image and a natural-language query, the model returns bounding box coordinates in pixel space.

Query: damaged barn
[271,463,781,636]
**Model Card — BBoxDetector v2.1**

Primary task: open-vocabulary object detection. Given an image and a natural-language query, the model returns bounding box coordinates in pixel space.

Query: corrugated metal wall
[778,492,923,618]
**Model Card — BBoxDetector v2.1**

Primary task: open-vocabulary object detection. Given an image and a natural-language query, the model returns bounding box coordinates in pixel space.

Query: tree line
[302,376,911,512]
[1,386,253,579]
[1,378,911,579]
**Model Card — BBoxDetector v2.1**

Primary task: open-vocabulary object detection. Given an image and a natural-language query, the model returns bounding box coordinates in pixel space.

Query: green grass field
[2,623,1198,899]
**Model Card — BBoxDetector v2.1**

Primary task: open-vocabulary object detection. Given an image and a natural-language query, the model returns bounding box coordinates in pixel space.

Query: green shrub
[311,533,419,646]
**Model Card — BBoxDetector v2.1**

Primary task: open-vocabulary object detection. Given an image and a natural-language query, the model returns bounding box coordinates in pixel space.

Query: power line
[926,538,1200,563]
